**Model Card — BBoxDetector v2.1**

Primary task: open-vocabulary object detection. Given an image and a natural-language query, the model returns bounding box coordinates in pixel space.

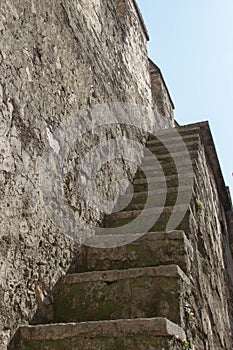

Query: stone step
[133,173,193,193]
[147,139,200,156]
[53,265,190,326]
[176,125,200,133]
[104,204,191,234]
[142,149,198,166]
[78,231,192,273]
[135,159,196,178]
[10,318,186,350]
[146,127,200,146]
[147,134,200,148]
[117,186,191,211]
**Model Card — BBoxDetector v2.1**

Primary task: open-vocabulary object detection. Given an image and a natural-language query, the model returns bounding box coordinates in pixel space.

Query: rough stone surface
[149,59,174,126]
[7,125,233,350]
[1,1,233,349]
[78,231,192,273]
[0,0,174,347]
[9,318,186,350]
[185,136,233,349]
[53,265,190,325]
[74,125,233,350]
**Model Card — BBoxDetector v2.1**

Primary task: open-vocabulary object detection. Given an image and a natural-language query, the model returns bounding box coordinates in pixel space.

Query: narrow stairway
[10,126,201,350]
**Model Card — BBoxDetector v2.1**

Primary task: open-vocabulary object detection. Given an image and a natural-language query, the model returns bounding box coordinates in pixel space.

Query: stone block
[104,205,192,234]
[53,265,190,325]
[79,230,192,273]
[10,318,186,350]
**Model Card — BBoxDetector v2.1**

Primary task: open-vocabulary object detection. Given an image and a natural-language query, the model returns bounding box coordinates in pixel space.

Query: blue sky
[137,0,233,196]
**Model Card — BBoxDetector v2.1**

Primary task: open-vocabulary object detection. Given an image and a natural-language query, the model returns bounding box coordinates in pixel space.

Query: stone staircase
[102,127,198,236]
[10,126,201,349]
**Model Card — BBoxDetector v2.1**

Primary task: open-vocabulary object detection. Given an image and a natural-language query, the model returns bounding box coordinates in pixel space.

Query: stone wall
[183,125,233,349]
[0,0,174,347]
[149,59,175,127]
[1,1,232,349]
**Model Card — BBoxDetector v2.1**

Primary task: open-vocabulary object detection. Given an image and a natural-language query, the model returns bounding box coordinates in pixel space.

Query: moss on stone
[130,276,154,288]
[53,273,182,325]
[17,335,184,350]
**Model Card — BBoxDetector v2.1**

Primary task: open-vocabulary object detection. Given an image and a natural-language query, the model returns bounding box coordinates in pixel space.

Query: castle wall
[1,1,232,349]
[185,130,233,349]
[0,0,174,347]
[149,60,174,127]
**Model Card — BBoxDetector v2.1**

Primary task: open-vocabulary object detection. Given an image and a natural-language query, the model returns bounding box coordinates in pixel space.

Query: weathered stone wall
[184,130,233,349]
[149,60,174,127]
[2,1,232,349]
[0,0,174,347]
